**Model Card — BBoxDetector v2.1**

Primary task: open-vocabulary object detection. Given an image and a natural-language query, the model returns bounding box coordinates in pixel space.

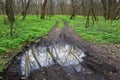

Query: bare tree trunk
[112,0,120,20]
[101,0,107,19]
[0,0,7,24]
[5,0,15,36]
[0,0,4,15]
[85,9,90,28]
[22,0,31,20]
[31,0,40,19]
[85,0,97,28]
[70,0,76,19]
[91,1,97,21]
[40,0,48,19]
[50,0,53,16]
[58,0,65,15]
[101,0,120,20]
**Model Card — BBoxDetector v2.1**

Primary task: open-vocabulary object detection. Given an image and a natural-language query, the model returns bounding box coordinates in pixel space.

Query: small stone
[21,77,26,80]
[42,71,45,74]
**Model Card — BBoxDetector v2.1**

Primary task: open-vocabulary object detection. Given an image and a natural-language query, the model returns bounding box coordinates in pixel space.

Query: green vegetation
[54,15,120,44]
[0,16,56,54]
[0,15,120,72]
[73,17,120,44]
[52,15,64,27]
[0,16,56,72]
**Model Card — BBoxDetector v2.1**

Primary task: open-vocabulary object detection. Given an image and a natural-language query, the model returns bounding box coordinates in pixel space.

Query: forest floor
[2,21,120,80]
[0,15,120,79]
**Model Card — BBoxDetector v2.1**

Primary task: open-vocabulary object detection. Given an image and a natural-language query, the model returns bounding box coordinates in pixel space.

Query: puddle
[2,25,119,80]
[20,43,86,76]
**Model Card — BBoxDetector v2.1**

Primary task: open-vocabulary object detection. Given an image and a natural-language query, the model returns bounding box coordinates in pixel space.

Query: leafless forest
[0,0,120,80]
[0,0,120,20]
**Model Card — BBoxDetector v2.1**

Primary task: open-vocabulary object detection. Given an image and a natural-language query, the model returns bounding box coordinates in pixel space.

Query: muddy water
[21,43,86,76]
[2,23,120,80]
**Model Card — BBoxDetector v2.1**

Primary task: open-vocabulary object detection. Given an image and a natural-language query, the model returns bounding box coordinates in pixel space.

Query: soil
[25,64,107,80]
[102,44,120,60]
[1,21,120,80]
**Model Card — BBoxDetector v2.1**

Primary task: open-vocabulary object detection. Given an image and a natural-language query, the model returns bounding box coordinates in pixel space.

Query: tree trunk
[40,0,48,19]
[70,0,76,19]
[101,0,107,19]
[0,0,5,15]
[101,0,120,20]
[112,0,120,20]
[5,0,15,23]
[22,0,31,20]
[91,0,97,22]
[5,0,15,36]
[58,1,65,15]
[50,0,53,16]
[85,7,91,28]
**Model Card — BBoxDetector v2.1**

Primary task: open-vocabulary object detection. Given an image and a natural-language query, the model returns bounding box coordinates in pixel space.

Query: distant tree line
[0,0,120,36]
[0,0,120,20]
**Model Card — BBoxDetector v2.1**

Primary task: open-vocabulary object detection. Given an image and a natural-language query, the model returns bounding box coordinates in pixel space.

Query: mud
[25,64,107,80]
[1,21,120,80]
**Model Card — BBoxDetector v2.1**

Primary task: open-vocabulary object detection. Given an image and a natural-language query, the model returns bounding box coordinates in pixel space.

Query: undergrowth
[0,16,55,72]
[0,15,120,72]
[54,15,120,44]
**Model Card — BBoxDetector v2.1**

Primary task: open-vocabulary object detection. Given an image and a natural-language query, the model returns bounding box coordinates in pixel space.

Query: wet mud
[1,21,120,80]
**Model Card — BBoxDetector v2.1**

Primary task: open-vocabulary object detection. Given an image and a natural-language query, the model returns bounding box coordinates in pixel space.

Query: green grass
[0,16,56,72]
[74,17,120,44]
[0,15,120,73]
[52,15,65,27]
[0,16,56,54]
[54,15,120,44]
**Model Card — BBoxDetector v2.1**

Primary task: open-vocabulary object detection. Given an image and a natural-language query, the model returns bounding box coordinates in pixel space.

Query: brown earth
[1,21,120,80]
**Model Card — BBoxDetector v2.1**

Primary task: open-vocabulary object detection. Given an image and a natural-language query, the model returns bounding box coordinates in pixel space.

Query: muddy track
[62,22,120,80]
[1,21,120,80]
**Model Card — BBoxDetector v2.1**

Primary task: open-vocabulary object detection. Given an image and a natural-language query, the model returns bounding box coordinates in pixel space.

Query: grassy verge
[0,15,120,73]
[55,15,120,59]
[52,15,65,27]
[0,16,56,72]
[55,15,120,44]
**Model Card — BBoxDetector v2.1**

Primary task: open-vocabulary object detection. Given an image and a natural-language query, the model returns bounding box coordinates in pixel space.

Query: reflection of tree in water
[21,44,86,76]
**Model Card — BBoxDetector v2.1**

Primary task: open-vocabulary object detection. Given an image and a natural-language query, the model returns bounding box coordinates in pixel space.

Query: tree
[70,0,76,19]
[0,0,5,15]
[57,0,66,15]
[5,0,15,36]
[85,0,97,28]
[21,0,31,20]
[0,0,7,24]
[101,0,120,20]
[49,0,53,16]
[70,0,81,19]
[32,0,40,19]
[40,0,48,19]
[46,0,54,17]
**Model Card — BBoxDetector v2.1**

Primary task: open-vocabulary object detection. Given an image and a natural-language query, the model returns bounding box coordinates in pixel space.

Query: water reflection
[21,43,86,76]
